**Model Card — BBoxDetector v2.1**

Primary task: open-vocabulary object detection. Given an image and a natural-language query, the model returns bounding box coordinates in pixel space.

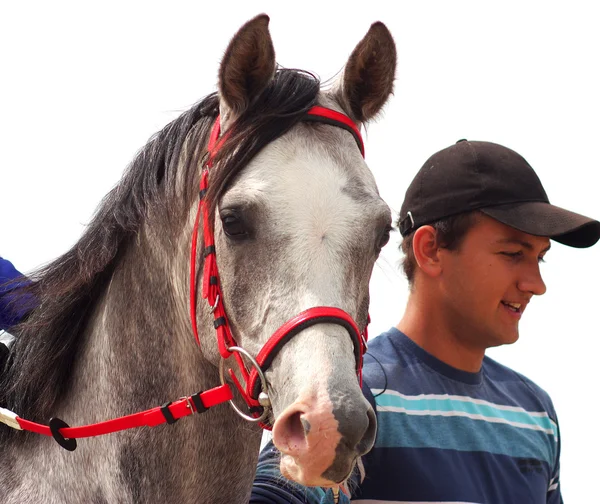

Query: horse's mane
[0,68,320,431]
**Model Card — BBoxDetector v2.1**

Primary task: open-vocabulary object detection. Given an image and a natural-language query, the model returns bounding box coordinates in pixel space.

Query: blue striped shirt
[250,327,562,504]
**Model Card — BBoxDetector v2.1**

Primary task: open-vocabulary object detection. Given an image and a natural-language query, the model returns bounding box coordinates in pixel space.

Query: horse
[0,14,396,503]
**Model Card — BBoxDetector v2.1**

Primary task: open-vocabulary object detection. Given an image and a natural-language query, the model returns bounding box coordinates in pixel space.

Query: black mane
[0,68,320,431]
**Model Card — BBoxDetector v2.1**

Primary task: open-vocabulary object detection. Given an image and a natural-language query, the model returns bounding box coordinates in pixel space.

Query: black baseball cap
[398,140,600,248]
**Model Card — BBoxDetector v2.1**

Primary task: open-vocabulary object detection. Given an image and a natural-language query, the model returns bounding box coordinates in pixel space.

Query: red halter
[0,105,369,449]
[189,107,369,418]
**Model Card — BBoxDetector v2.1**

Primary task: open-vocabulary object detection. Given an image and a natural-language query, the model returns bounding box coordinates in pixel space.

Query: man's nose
[518,263,547,296]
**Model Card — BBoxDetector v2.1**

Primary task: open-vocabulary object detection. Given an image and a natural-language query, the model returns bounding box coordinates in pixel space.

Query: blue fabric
[0,257,30,330]
[250,327,563,503]
[251,443,339,504]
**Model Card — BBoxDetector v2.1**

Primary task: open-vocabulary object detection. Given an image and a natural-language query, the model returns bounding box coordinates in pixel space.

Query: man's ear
[412,226,443,278]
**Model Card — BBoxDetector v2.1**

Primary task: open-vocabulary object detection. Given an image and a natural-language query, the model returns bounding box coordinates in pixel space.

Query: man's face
[437,214,550,349]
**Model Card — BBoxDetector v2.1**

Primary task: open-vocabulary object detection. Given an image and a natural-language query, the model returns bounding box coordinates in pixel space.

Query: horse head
[195,14,396,486]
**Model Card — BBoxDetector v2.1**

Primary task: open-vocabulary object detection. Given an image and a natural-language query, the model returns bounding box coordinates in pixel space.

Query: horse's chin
[279,454,353,488]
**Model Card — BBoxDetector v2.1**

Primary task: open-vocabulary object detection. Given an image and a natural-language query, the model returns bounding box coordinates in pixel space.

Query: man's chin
[488,329,520,348]
[503,326,520,345]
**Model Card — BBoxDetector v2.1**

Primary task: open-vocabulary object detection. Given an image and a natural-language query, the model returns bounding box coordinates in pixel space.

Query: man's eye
[501,251,523,259]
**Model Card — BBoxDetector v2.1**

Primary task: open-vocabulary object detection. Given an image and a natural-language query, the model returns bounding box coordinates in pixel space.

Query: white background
[1,1,598,501]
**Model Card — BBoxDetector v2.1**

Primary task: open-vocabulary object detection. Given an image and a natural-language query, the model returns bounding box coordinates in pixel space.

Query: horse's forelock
[206,69,321,219]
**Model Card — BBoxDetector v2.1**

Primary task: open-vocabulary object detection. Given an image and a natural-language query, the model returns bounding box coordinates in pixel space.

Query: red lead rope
[2,386,234,451]
[18,387,233,437]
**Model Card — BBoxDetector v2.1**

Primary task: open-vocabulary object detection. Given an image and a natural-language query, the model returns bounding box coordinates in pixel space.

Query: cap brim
[481,201,600,248]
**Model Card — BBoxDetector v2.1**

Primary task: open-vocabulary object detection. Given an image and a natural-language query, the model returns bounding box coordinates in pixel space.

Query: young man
[250,140,600,503]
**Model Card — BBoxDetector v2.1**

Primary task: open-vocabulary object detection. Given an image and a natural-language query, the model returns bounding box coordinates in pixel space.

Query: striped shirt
[250,328,562,504]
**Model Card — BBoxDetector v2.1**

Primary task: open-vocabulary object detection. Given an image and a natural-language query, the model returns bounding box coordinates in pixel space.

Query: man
[250,140,600,503]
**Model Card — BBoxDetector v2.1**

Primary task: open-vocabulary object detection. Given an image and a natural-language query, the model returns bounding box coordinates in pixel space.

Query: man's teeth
[503,302,521,312]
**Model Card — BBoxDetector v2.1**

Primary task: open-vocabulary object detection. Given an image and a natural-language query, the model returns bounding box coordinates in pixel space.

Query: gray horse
[0,14,396,503]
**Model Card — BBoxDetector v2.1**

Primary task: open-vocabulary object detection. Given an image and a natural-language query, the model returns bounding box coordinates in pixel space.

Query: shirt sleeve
[547,417,563,504]
[0,257,30,330]
[249,441,350,504]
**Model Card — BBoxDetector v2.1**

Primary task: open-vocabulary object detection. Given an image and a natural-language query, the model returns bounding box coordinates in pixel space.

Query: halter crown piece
[0,106,370,449]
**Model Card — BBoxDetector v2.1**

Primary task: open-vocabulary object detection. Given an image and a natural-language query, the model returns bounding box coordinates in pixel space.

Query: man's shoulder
[361,327,442,398]
[361,328,408,388]
[483,355,557,417]
[483,354,551,396]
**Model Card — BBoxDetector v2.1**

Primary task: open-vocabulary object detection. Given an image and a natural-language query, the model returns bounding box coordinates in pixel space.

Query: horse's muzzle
[272,389,376,486]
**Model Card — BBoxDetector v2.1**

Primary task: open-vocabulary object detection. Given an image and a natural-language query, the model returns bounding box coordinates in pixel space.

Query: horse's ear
[218,14,276,126]
[338,22,397,123]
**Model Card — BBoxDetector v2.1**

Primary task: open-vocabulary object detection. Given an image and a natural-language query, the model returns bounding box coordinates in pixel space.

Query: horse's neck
[2,229,263,504]
[70,230,198,400]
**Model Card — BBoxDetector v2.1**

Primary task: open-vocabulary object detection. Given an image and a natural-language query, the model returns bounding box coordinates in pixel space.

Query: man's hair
[399,211,480,285]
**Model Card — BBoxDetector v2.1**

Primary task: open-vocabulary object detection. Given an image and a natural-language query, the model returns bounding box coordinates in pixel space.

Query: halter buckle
[360,331,369,353]
[210,293,220,313]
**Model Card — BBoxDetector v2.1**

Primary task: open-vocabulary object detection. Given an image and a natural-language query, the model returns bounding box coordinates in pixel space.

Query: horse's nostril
[272,404,316,457]
[356,406,377,455]
[300,416,311,435]
[278,411,308,453]
[288,412,304,440]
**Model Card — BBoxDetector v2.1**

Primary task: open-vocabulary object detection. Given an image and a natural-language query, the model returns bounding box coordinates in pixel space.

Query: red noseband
[246,307,366,401]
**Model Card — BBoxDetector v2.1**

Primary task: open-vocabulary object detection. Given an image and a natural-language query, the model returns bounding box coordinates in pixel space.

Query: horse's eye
[221,213,248,238]
[377,227,392,250]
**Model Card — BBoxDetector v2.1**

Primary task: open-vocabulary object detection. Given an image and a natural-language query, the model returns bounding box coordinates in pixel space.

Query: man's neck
[396,293,485,373]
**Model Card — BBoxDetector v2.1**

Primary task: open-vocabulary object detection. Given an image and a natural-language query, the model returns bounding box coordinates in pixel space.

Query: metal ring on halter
[219,346,270,423]
[210,294,220,313]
